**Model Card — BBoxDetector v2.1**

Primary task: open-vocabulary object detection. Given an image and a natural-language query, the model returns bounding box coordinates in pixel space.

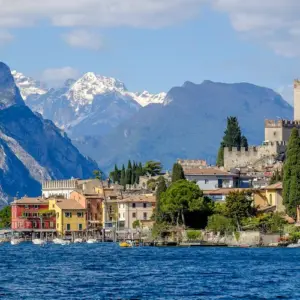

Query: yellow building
[49,198,87,235]
[253,182,285,213]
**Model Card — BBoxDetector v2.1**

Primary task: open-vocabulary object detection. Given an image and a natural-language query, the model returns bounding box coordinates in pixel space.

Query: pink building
[11,197,56,231]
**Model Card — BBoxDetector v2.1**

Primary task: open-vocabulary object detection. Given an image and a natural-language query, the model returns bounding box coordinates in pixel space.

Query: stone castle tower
[294,80,300,120]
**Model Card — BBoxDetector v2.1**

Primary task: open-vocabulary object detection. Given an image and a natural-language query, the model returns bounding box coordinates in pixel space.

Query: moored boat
[74,238,83,244]
[119,240,133,248]
[86,238,97,244]
[10,239,22,245]
[53,238,71,245]
[32,239,46,246]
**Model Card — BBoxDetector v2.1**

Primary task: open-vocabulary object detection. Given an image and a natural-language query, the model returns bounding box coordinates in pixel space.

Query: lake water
[0,243,299,299]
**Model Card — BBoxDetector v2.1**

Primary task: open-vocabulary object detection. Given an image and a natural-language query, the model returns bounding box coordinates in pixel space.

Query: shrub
[132,220,141,229]
[186,230,202,241]
[206,214,236,235]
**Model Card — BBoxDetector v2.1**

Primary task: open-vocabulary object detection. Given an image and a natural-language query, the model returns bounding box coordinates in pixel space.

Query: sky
[0,0,299,105]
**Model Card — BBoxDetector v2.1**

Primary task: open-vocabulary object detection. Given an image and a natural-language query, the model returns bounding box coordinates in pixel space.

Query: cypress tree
[216,117,245,166]
[126,160,132,185]
[120,164,126,187]
[113,164,120,183]
[131,162,136,185]
[155,176,167,223]
[135,162,144,184]
[283,128,300,217]
[171,163,185,183]
[241,135,248,150]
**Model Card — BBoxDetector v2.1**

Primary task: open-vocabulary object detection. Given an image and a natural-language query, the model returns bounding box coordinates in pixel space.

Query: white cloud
[0,30,13,45]
[0,0,205,28]
[41,67,80,86]
[212,0,300,57]
[63,30,104,51]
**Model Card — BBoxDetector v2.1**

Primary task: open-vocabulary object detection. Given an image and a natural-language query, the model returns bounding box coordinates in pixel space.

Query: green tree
[206,214,236,235]
[93,169,104,180]
[225,190,255,229]
[131,162,137,185]
[216,117,245,166]
[120,164,126,187]
[135,162,144,184]
[132,220,141,229]
[270,169,282,185]
[125,160,132,185]
[171,163,185,183]
[160,180,211,227]
[155,176,167,223]
[109,164,120,183]
[283,128,300,218]
[144,161,162,176]
[241,135,248,150]
[0,206,11,228]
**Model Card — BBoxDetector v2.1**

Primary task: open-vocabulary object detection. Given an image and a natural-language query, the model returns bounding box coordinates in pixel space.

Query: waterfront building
[70,191,103,229]
[11,197,56,231]
[117,194,156,229]
[42,178,101,199]
[184,168,243,191]
[48,198,87,235]
[253,182,285,213]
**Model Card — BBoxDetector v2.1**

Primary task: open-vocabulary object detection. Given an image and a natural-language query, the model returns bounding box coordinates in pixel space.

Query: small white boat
[287,239,300,248]
[11,239,22,245]
[86,238,97,244]
[52,238,71,245]
[32,239,46,246]
[74,238,83,244]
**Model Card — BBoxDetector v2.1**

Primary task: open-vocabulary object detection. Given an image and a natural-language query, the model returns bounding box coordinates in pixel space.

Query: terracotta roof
[184,168,234,176]
[118,194,156,203]
[204,188,252,195]
[263,182,282,190]
[54,199,85,210]
[12,197,48,205]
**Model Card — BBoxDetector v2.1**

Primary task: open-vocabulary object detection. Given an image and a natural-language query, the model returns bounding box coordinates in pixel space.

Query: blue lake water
[0,243,299,299]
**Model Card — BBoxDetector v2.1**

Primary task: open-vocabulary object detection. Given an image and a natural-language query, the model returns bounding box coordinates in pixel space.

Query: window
[66,224,71,231]
[143,203,147,208]
[123,213,125,218]
[78,224,83,231]
[52,204,55,208]
[143,212,147,220]
[34,205,39,209]
[205,179,209,184]
[57,223,59,229]
[50,222,54,228]
[118,213,121,218]
[132,212,136,218]
[269,194,273,205]
[56,212,59,218]
[25,205,29,209]
[132,203,136,208]
[32,213,38,217]
[65,212,72,218]
[77,212,83,218]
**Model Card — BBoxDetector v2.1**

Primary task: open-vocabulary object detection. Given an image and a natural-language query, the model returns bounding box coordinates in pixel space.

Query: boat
[287,239,300,248]
[10,239,22,245]
[52,238,71,245]
[119,240,133,248]
[32,239,46,246]
[74,238,84,244]
[86,238,97,244]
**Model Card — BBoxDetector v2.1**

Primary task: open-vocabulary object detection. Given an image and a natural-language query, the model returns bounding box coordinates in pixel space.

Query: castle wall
[264,119,300,142]
[224,142,286,170]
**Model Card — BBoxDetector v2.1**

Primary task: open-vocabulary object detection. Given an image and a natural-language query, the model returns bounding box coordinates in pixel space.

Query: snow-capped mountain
[13,71,166,137]
[11,70,47,100]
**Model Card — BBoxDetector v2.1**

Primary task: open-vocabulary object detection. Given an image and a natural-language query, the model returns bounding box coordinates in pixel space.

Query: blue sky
[0,0,299,104]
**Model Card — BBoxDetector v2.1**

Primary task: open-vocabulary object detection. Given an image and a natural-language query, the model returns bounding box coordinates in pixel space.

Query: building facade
[11,197,56,231]
[49,199,87,235]
[184,168,240,190]
[117,194,156,229]
[70,191,103,229]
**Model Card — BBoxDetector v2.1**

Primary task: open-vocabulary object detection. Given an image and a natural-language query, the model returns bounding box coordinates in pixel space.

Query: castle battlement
[265,119,300,128]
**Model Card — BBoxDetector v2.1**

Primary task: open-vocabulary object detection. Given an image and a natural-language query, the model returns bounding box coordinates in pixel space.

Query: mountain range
[0,63,98,205]
[12,69,293,174]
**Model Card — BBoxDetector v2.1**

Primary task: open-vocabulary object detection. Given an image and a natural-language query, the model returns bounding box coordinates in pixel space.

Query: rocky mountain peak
[0,62,25,110]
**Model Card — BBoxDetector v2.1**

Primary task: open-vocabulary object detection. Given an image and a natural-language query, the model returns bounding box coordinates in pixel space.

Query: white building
[184,168,239,191]
[42,179,101,199]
